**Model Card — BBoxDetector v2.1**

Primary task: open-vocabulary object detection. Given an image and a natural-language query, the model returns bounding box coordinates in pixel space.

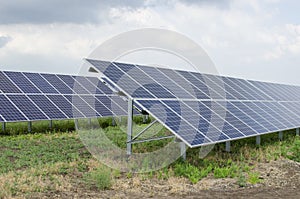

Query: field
[0,118,300,198]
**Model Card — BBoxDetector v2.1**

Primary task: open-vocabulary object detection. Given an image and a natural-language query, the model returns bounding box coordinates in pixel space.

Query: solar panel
[41,74,74,94]
[86,58,300,147]
[57,75,90,94]
[0,72,22,93]
[7,95,49,121]
[4,71,41,93]
[28,95,68,119]
[0,95,27,121]
[23,72,59,94]
[47,94,84,119]
[0,70,135,122]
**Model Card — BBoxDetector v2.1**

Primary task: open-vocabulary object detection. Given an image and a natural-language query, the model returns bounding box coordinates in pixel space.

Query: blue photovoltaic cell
[64,95,98,118]
[95,79,114,94]
[93,97,114,117]
[201,101,258,137]
[254,102,294,128]
[138,65,194,99]
[202,74,236,100]
[4,71,41,93]
[232,102,278,132]
[41,74,73,94]
[95,95,127,116]
[0,95,27,121]
[28,95,67,119]
[103,64,153,98]
[24,73,58,94]
[57,75,90,94]
[47,95,84,118]
[176,70,211,99]
[7,95,48,121]
[226,102,267,133]
[0,72,22,93]
[114,63,176,99]
[74,76,99,94]
[280,102,300,116]
[262,102,300,126]
[245,102,287,130]
[221,77,249,100]
[137,99,209,145]
[102,63,127,83]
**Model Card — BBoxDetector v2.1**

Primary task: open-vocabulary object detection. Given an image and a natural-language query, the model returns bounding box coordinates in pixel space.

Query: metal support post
[2,122,6,132]
[225,141,231,152]
[180,142,186,160]
[88,118,92,128]
[279,131,283,141]
[112,117,116,126]
[127,99,133,156]
[28,121,32,132]
[256,135,261,145]
[143,115,146,123]
[74,119,79,130]
[296,128,299,136]
[49,120,53,129]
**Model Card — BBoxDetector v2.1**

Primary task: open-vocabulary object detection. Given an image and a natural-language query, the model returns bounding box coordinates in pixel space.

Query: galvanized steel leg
[28,121,32,132]
[180,142,186,160]
[296,128,299,136]
[112,117,116,126]
[279,131,283,141]
[49,120,53,129]
[127,99,133,156]
[2,122,6,132]
[256,135,261,145]
[74,119,79,130]
[88,118,92,128]
[225,141,231,152]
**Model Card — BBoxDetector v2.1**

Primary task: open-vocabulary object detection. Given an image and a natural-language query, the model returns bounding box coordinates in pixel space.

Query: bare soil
[30,159,300,199]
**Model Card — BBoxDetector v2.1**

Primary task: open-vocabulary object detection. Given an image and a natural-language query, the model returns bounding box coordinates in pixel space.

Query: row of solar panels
[0,71,134,122]
[87,59,300,102]
[138,100,300,147]
[0,71,113,95]
[87,59,300,147]
[0,94,128,122]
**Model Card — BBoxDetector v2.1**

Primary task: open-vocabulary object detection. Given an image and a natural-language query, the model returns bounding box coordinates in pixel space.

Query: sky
[0,0,300,85]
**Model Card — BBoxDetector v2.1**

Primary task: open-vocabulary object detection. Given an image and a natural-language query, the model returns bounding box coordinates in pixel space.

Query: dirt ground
[31,159,300,199]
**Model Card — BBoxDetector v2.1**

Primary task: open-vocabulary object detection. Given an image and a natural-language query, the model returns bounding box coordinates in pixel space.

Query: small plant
[174,163,210,184]
[286,138,300,162]
[214,163,238,179]
[248,172,261,184]
[237,173,247,187]
[83,167,112,190]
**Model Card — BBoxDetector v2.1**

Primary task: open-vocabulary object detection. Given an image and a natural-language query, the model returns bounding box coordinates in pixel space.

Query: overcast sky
[0,0,300,85]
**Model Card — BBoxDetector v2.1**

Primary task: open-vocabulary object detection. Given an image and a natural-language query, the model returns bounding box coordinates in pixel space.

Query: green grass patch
[83,166,112,190]
[0,120,299,196]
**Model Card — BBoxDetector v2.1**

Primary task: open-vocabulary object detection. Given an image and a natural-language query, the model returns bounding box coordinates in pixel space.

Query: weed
[248,172,261,184]
[174,163,211,184]
[286,137,300,162]
[237,173,247,187]
[83,167,112,190]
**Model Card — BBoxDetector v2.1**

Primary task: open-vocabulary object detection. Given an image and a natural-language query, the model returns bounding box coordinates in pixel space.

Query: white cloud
[0,0,299,84]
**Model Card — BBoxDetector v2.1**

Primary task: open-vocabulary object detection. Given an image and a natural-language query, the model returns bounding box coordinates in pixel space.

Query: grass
[83,166,112,190]
[0,119,299,197]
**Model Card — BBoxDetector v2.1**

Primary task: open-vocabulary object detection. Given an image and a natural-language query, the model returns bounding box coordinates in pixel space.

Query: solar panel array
[86,59,300,147]
[0,71,129,122]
